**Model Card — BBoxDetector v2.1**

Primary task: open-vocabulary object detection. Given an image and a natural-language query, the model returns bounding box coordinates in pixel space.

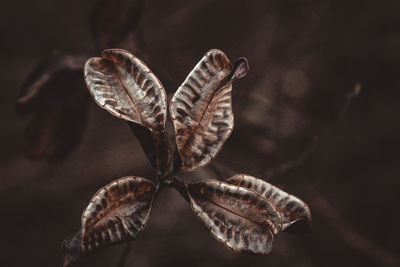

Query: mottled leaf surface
[186,179,282,254]
[62,176,155,266]
[81,176,155,250]
[85,49,171,174]
[16,52,89,160]
[170,49,235,171]
[85,49,167,129]
[226,174,311,231]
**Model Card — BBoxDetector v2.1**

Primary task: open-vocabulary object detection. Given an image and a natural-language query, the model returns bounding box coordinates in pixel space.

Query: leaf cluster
[61,49,311,266]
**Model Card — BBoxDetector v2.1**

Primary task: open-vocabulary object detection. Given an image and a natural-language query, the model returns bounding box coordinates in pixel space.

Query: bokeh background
[1,0,400,266]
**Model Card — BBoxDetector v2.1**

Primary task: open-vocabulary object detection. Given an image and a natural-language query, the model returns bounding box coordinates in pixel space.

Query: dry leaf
[81,176,155,250]
[62,176,155,266]
[84,49,167,128]
[171,49,247,171]
[84,49,171,174]
[16,52,89,160]
[185,179,282,254]
[226,174,311,231]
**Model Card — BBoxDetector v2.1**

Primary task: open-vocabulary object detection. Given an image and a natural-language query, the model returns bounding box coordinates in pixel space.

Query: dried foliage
[84,49,171,174]
[61,48,311,266]
[11,1,400,267]
[226,174,311,232]
[186,179,281,254]
[170,49,234,171]
[63,177,155,266]
[81,177,155,251]
[84,49,167,128]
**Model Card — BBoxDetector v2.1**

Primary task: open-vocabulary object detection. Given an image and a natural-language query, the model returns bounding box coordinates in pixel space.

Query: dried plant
[61,49,311,266]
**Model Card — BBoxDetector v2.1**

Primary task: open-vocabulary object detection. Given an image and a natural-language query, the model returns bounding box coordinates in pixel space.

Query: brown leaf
[62,176,155,266]
[16,51,89,160]
[170,49,243,171]
[90,0,143,51]
[185,179,282,254]
[81,176,155,250]
[84,49,172,174]
[84,49,167,128]
[225,174,312,232]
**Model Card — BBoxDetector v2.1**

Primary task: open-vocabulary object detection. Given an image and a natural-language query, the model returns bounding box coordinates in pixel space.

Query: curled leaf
[84,49,171,174]
[16,51,89,160]
[230,57,249,80]
[62,176,155,266]
[185,179,282,254]
[226,174,312,232]
[171,49,248,171]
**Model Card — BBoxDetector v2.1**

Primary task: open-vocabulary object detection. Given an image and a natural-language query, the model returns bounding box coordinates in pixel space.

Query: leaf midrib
[179,75,232,154]
[195,192,271,229]
[110,60,143,125]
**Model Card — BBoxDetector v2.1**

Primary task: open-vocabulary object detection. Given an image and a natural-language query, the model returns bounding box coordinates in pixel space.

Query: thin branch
[205,158,400,266]
[338,82,361,123]
[260,83,399,265]
[264,134,320,178]
[304,180,400,267]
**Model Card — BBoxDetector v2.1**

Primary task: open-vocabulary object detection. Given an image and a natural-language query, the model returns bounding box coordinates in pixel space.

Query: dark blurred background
[1,0,400,266]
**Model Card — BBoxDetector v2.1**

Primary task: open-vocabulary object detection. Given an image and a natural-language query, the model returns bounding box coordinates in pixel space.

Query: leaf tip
[231,57,249,80]
[284,218,312,234]
[284,205,312,234]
